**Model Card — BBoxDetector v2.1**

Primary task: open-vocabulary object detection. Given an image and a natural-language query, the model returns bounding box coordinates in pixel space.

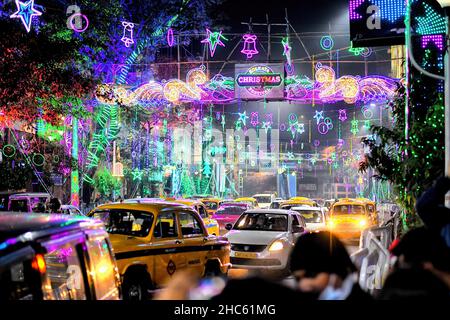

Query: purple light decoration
[167,28,174,47]
[69,13,89,33]
[201,29,227,57]
[241,34,259,59]
[421,35,444,51]
[318,122,329,135]
[338,109,348,122]
[121,21,135,47]
[10,0,42,33]
[349,0,364,20]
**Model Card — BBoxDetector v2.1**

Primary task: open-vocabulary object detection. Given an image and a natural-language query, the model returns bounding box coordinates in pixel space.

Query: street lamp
[437,0,450,207]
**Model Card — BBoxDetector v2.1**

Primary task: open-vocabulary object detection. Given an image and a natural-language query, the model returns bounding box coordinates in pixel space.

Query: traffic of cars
[0,192,381,300]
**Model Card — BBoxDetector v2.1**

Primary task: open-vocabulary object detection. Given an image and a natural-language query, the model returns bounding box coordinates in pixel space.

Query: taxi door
[176,210,209,276]
[151,211,186,287]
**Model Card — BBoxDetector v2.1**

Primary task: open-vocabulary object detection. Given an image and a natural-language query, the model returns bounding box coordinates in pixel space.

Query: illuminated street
[1,0,450,307]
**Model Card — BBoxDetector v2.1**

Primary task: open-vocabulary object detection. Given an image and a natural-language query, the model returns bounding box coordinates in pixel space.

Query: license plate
[234,251,258,259]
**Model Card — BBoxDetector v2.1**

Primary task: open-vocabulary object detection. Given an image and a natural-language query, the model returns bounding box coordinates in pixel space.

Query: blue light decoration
[10,0,42,33]
[415,3,446,36]
[320,36,334,51]
[313,110,324,125]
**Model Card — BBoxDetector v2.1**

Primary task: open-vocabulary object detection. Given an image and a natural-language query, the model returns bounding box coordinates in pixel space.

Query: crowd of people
[155,177,450,300]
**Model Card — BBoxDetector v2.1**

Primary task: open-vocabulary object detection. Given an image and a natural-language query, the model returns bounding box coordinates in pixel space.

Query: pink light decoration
[167,28,174,47]
[421,35,444,51]
[241,34,259,59]
[349,0,364,20]
[338,109,348,122]
[250,112,259,126]
[69,13,89,33]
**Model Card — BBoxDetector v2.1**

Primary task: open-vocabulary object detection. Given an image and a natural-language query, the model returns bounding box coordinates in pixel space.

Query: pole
[445,11,450,207]
[266,14,271,61]
[71,118,80,207]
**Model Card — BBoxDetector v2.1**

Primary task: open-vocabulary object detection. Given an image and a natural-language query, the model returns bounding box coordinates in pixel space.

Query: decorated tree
[360,50,444,229]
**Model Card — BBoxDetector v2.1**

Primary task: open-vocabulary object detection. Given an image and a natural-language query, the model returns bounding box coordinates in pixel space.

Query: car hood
[224,229,288,245]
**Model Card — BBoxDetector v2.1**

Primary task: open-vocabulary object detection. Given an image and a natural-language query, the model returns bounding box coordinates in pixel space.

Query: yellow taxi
[200,198,223,215]
[234,197,259,208]
[89,201,231,300]
[167,198,220,236]
[355,198,378,225]
[280,197,318,209]
[327,198,376,239]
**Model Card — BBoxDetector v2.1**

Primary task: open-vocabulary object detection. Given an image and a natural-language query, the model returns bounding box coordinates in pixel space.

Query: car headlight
[327,219,336,229]
[358,219,367,228]
[268,240,284,251]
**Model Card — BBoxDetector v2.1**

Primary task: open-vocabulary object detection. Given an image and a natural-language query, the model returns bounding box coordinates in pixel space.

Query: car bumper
[229,250,289,270]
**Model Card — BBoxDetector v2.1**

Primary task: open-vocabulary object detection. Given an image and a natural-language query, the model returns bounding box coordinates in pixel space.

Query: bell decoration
[241,34,259,59]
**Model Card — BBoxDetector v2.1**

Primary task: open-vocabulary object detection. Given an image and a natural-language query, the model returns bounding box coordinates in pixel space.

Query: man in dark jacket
[415,176,450,248]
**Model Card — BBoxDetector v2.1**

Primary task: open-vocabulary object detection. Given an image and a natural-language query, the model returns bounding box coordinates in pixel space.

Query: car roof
[93,201,193,213]
[0,212,103,250]
[292,206,323,211]
[9,193,51,199]
[244,209,297,215]
[253,194,272,197]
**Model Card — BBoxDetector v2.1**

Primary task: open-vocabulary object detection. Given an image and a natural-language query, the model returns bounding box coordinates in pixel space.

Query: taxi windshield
[234,213,288,231]
[203,201,219,210]
[254,196,271,203]
[332,205,365,215]
[93,209,154,237]
[294,210,323,223]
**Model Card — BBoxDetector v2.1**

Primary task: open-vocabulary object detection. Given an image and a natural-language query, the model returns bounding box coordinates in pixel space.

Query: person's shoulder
[347,284,373,301]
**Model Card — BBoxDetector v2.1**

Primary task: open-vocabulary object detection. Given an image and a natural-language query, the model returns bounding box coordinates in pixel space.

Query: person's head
[49,198,61,212]
[390,227,450,273]
[289,231,357,294]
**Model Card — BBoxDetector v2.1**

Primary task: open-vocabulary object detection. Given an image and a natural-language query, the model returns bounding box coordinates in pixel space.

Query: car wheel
[122,272,152,301]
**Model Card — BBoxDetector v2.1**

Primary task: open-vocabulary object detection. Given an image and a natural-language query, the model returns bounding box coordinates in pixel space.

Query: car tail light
[31,254,46,274]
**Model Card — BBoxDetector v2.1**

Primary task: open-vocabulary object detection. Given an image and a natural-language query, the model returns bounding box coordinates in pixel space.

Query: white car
[224,209,306,271]
[252,194,275,209]
[61,205,84,216]
[291,206,327,233]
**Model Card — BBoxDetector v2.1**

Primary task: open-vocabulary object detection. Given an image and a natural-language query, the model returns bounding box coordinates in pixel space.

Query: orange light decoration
[31,254,47,274]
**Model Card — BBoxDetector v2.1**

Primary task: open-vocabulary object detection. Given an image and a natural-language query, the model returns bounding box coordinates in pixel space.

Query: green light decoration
[202,157,212,176]
[210,146,226,156]
[36,119,65,142]
[32,153,45,167]
[2,145,16,158]
[131,168,144,181]
[364,120,371,129]
[71,118,79,207]
[349,46,365,56]
[415,3,446,35]
[351,119,359,135]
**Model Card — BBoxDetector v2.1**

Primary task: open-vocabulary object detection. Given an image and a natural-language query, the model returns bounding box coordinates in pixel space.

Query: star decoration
[201,28,228,57]
[310,157,317,165]
[131,168,144,181]
[313,110,324,125]
[262,121,272,133]
[10,0,42,33]
[287,152,295,160]
[238,111,249,126]
[282,37,292,65]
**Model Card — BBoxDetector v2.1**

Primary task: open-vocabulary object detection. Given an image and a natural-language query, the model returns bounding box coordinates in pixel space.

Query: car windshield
[254,196,271,203]
[233,213,288,231]
[294,210,323,223]
[215,206,246,216]
[93,209,154,237]
[203,201,218,210]
[332,205,365,215]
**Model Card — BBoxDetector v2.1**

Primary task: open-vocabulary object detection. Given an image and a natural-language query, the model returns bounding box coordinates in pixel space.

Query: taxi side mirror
[225,223,233,230]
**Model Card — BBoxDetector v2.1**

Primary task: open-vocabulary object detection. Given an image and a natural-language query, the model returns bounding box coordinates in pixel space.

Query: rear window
[332,205,365,215]
[215,206,246,216]
[93,209,154,237]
